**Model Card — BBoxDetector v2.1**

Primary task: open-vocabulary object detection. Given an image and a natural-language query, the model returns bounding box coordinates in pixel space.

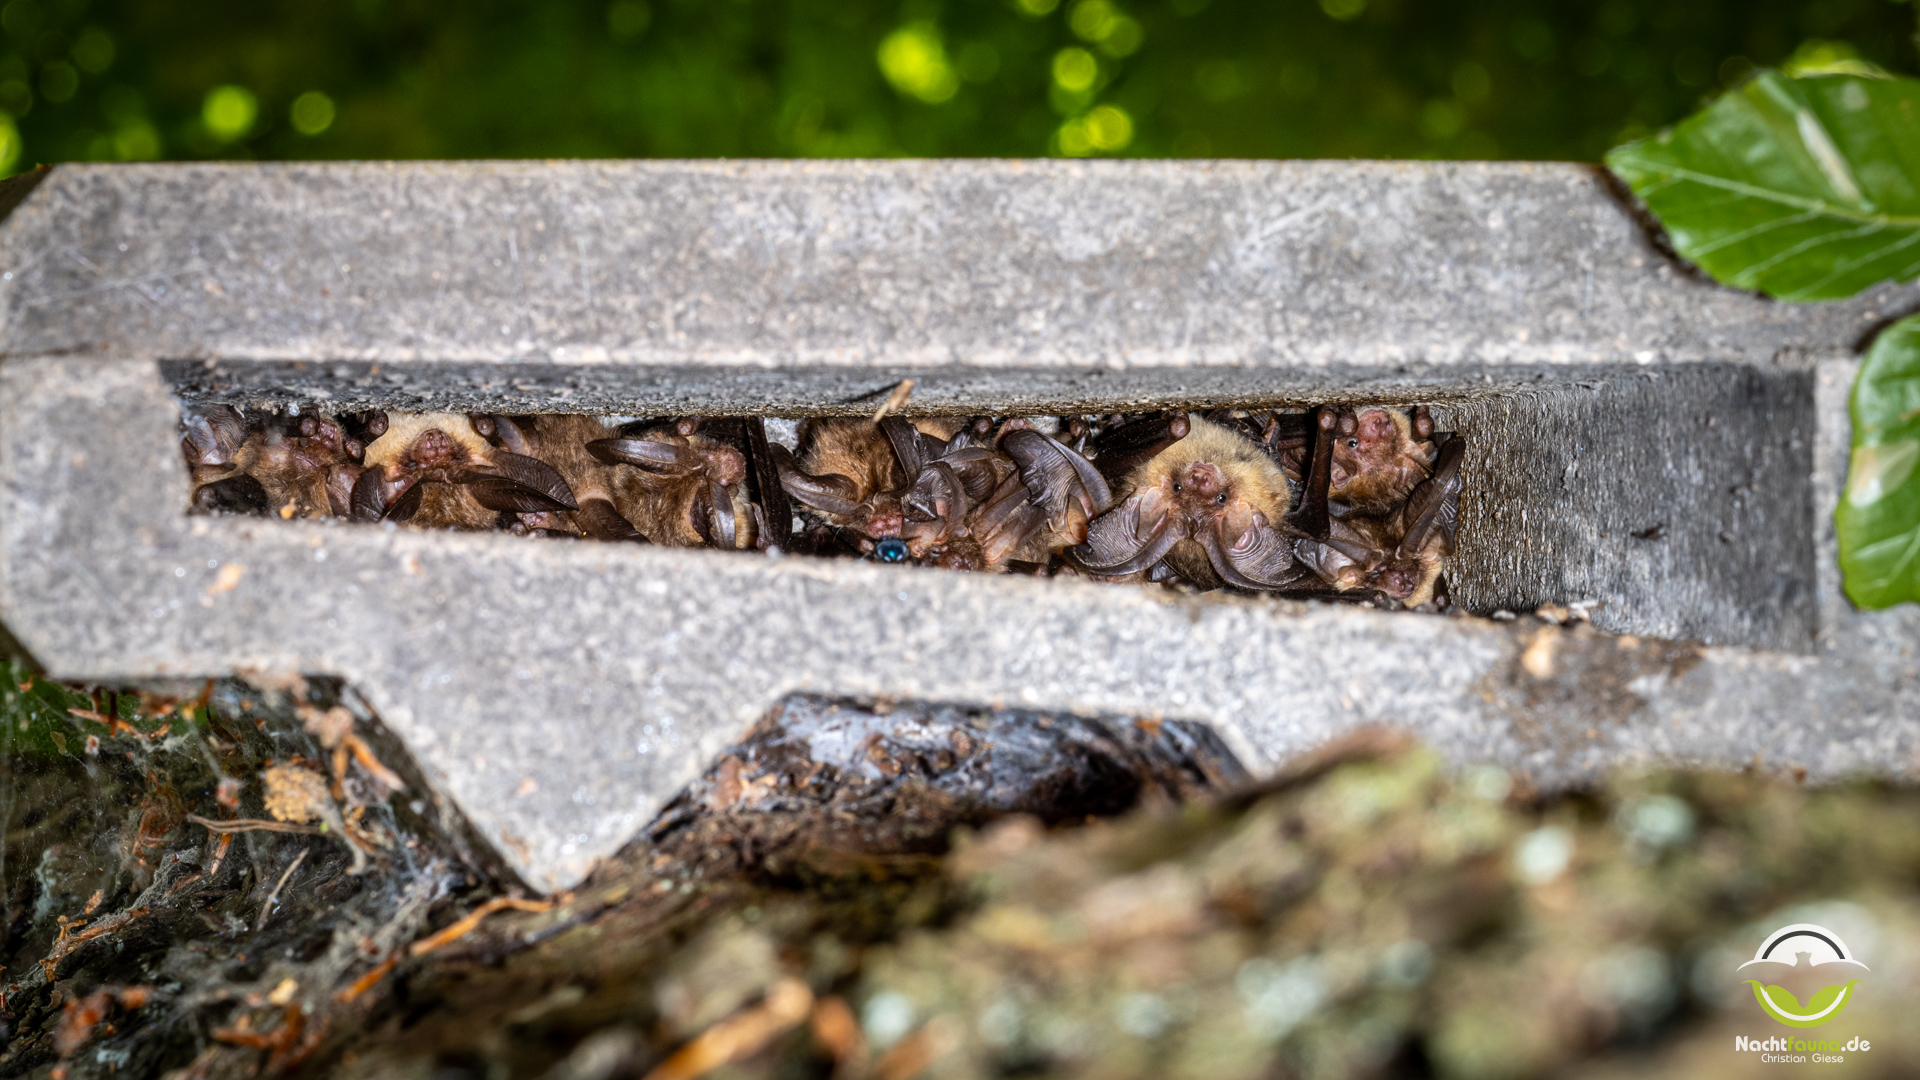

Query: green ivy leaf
[1606,71,1920,301]
[1839,315,1920,608]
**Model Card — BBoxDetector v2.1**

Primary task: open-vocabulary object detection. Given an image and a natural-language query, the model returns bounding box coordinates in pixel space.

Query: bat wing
[1396,435,1464,560]
[879,416,942,479]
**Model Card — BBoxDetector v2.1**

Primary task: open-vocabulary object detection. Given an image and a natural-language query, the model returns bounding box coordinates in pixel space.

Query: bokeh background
[0,0,1913,173]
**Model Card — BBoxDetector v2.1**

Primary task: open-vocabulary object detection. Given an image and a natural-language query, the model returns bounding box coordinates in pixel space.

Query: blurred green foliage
[0,0,1914,172]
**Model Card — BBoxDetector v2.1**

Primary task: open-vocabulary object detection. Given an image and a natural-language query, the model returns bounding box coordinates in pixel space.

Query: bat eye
[1346,438,1359,449]
[1216,493,1226,505]
[874,538,910,563]
[1171,481,1181,493]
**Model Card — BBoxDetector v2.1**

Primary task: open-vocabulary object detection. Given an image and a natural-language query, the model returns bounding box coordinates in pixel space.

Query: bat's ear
[1205,516,1311,592]
[1396,435,1465,560]
[705,480,738,549]
[577,498,649,543]
[383,479,428,523]
[350,468,390,521]
[1003,429,1112,526]
[1061,491,1186,577]
[879,416,940,478]
[479,452,578,511]
[770,444,864,518]
[588,437,701,475]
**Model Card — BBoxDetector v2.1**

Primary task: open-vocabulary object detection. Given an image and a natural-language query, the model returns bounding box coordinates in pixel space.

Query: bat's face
[1159,459,1265,539]
[1330,407,1404,487]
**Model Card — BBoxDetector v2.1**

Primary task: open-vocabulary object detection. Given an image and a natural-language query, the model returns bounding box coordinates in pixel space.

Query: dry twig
[642,978,814,1080]
[871,378,916,422]
[257,849,309,930]
[409,896,554,958]
[186,814,324,836]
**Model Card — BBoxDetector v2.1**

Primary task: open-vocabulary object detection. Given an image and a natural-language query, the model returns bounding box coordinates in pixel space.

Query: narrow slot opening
[174,400,1469,612]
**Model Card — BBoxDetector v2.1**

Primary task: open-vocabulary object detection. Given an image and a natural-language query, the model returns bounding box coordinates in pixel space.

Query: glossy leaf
[1606,71,1920,301]
[1838,316,1920,608]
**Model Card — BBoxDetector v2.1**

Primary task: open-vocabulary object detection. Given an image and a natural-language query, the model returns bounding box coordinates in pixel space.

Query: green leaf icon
[1747,979,1862,1027]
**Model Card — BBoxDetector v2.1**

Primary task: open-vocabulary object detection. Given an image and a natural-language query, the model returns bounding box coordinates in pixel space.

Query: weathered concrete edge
[3,356,1917,893]
[2,159,1915,376]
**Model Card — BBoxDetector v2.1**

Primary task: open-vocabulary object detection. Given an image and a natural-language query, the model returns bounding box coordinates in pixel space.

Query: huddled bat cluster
[178,403,1463,608]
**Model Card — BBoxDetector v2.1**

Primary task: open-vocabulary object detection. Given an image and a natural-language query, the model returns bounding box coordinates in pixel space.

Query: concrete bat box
[1,161,1915,893]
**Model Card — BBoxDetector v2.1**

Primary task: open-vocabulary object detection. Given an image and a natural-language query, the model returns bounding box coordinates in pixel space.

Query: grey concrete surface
[1439,365,1818,652]
[2,160,1913,413]
[2,162,1917,894]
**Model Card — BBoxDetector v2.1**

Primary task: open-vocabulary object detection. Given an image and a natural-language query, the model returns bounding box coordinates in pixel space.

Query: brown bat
[773,418,921,559]
[1293,433,1464,607]
[776,417,1104,572]
[182,406,366,519]
[350,412,577,529]
[587,418,759,548]
[1326,405,1439,514]
[474,414,650,542]
[1065,414,1309,591]
[903,420,1107,571]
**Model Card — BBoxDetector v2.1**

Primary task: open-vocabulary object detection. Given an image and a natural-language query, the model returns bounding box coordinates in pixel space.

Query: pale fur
[1124,415,1291,523]
[363,412,493,469]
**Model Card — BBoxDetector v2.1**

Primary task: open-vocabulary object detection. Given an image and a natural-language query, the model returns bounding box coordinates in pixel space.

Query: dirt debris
[8,667,1920,1080]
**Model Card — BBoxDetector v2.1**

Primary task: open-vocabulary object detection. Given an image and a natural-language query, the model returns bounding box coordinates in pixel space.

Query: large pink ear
[1203,517,1312,592]
[587,437,701,475]
[1061,492,1186,577]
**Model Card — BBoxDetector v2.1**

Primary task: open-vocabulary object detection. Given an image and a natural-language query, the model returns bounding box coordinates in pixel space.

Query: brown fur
[1300,506,1449,607]
[1330,407,1434,514]
[212,417,363,519]
[352,412,496,529]
[511,414,635,539]
[796,420,905,505]
[1090,417,1293,587]
[607,431,755,548]
[405,481,502,531]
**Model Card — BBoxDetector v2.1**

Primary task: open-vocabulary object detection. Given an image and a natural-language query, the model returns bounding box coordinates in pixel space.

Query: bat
[350,412,577,529]
[1064,414,1310,591]
[182,406,366,520]
[588,417,759,548]
[1292,432,1464,608]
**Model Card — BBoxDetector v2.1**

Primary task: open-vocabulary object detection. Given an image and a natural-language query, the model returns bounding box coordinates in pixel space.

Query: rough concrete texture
[2,162,1918,894]
[0,160,1912,413]
[1439,365,1818,652]
[4,356,1918,893]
